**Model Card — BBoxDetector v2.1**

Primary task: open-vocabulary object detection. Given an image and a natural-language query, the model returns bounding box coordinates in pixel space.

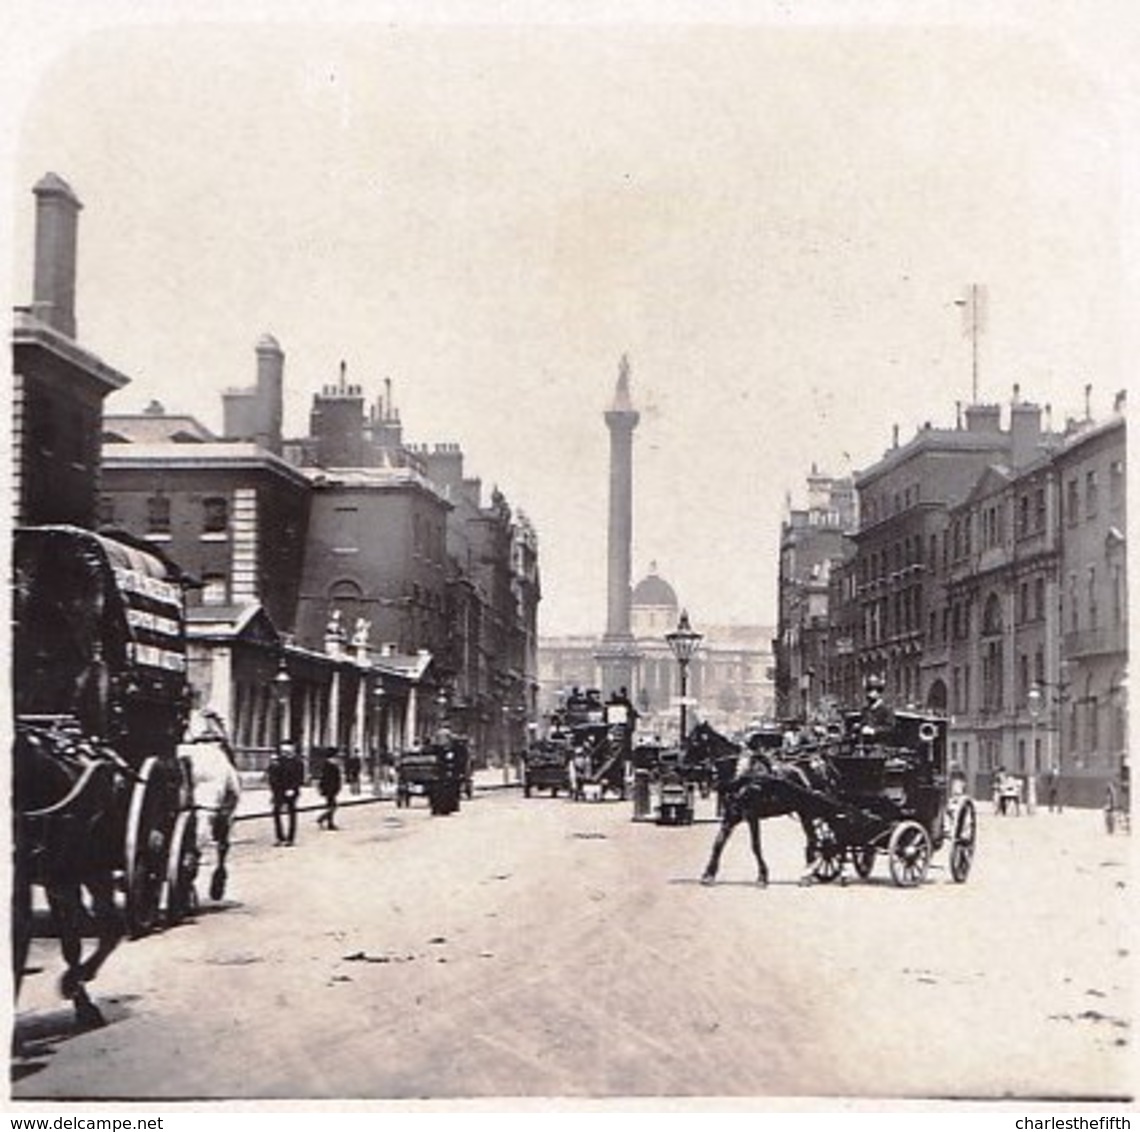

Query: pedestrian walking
[1047,763,1062,812]
[345,750,362,795]
[267,740,304,846]
[317,751,343,830]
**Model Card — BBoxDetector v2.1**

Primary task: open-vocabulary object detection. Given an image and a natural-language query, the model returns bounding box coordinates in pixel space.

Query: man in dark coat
[267,741,304,845]
[859,675,894,746]
[317,752,343,830]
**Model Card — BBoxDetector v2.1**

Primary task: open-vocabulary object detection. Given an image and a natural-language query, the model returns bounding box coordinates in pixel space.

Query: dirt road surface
[11,785,1133,1104]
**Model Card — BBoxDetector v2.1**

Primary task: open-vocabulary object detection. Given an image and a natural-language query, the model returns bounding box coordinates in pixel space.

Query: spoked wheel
[949,798,977,883]
[810,819,844,883]
[1104,786,1117,834]
[852,845,876,879]
[887,820,932,888]
[125,758,173,938]
[164,809,200,925]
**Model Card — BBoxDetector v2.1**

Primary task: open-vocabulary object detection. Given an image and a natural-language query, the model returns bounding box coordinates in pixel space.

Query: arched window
[328,579,364,633]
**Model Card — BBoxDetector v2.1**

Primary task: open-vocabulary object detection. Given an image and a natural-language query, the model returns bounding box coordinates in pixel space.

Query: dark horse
[681,721,746,809]
[700,743,843,887]
[13,721,131,1029]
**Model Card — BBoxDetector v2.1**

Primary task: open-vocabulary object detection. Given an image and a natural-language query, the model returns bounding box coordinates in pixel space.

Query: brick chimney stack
[32,173,82,338]
[255,333,284,454]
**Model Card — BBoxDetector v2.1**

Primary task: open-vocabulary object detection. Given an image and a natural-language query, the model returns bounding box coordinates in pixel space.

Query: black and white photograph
[4,0,1135,1114]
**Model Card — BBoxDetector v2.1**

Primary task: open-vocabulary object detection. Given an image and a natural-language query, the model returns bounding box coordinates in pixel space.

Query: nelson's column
[596,355,641,695]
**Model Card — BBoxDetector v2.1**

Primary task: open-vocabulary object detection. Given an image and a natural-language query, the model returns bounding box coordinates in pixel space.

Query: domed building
[630,562,678,636]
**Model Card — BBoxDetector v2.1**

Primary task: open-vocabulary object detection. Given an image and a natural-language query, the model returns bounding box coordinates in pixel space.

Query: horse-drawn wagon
[522,737,571,797]
[803,712,977,886]
[12,525,203,1023]
[395,733,471,814]
[568,697,634,802]
[700,710,976,889]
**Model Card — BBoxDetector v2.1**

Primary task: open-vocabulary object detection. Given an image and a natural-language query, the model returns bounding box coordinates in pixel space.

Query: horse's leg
[210,814,231,900]
[47,886,106,1028]
[746,813,768,887]
[75,875,122,988]
[700,815,737,884]
[798,813,821,885]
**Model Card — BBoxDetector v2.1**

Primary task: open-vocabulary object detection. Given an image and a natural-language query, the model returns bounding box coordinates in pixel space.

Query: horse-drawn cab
[13,524,202,1025]
[828,713,947,826]
[522,727,572,798]
[395,729,469,814]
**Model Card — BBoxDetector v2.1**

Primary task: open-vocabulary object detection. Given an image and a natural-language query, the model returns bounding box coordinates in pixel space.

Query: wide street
[11,778,1133,1104]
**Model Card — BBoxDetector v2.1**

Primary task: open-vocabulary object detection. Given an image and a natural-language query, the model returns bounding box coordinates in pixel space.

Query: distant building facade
[782,389,1127,806]
[774,466,856,720]
[539,563,775,739]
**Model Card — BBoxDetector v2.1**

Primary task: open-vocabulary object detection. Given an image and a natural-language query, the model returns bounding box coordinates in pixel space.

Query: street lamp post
[273,656,292,760]
[666,609,703,745]
[371,683,386,795]
[1027,683,1043,815]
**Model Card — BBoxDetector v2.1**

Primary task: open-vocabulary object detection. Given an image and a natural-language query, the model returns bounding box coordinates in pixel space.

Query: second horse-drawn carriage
[12,525,208,1024]
[395,731,472,814]
[523,689,634,802]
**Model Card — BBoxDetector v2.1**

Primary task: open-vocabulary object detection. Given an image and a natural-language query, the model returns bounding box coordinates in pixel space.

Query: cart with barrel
[13,524,201,948]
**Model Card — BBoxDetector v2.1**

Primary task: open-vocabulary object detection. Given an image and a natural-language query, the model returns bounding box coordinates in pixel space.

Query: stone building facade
[13,171,540,772]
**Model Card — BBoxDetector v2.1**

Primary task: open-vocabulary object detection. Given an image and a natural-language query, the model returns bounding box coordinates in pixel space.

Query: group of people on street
[265,743,348,845]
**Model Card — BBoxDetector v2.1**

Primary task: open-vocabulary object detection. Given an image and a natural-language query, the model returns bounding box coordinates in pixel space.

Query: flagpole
[970,283,979,404]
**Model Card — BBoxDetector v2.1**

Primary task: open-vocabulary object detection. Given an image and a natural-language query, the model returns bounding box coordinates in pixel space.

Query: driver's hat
[865,674,885,692]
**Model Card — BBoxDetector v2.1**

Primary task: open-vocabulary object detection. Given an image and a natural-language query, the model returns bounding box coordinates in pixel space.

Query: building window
[1018,582,1029,624]
[147,494,171,535]
[982,640,1004,712]
[982,592,1002,636]
[1113,565,1124,626]
[1086,470,1099,519]
[1109,459,1124,509]
[1018,653,1029,707]
[31,399,57,455]
[97,495,116,528]
[1088,567,1098,630]
[202,575,228,605]
[1034,576,1046,622]
[1034,648,1045,688]
[1067,479,1079,526]
[202,496,229,534]
[1017,494,1029,538]
[332,506,359,553]
[1069,574,1079,632]
[1034,486,1046,531]
[963,664,971,712]
[1087,696,1099,752]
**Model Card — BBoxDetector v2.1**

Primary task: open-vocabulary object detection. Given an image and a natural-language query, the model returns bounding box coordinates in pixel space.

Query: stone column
[599,355,641,694]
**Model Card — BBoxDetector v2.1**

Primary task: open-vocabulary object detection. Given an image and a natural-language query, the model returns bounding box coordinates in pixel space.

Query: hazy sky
[5,2,1137,635]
